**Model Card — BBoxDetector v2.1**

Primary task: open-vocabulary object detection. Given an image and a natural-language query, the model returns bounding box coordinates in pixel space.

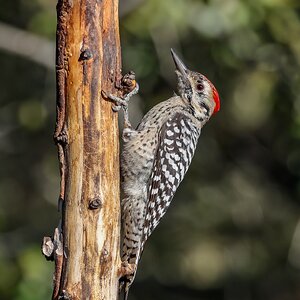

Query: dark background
[1,0,300,299]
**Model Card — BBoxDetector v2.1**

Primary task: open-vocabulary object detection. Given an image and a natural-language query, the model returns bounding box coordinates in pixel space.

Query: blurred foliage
[0,0,300,299]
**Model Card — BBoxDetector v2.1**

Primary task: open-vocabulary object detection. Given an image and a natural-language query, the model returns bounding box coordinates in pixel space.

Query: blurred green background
[1,0,300,299]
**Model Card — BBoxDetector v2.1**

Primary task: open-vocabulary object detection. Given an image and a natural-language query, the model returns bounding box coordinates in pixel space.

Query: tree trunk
[43,0,122,299]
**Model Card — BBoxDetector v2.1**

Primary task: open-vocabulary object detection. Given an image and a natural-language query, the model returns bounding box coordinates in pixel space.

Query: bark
[42,0,122,299]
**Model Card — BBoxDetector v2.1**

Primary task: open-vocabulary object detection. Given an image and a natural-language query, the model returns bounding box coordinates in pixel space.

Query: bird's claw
[103,93,127,107]
[102,71,139,131]
[118,261,136,278]
[112,104,122,112]
[102,71,139,109]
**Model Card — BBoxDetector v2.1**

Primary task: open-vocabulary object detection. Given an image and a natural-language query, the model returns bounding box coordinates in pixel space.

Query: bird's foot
[102,71,139,130]
[118,261,136,278]
[101,91,128,111]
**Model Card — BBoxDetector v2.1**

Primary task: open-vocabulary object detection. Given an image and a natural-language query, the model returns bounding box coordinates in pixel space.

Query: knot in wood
[88,197,102,210]
[120,71,137,95]
[100,248,109,263]
[79,49,93,61]
[54,129,68,145]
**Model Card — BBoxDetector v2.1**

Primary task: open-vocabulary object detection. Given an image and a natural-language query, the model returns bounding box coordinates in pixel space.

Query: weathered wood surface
[46,0,122,299]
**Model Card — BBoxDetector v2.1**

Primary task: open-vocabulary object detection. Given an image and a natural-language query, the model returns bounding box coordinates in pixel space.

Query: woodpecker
[106,49,220,299]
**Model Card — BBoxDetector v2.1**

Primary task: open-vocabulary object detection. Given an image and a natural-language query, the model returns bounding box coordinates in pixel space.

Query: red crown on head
[203,75,220,115]
[212,86,220,114]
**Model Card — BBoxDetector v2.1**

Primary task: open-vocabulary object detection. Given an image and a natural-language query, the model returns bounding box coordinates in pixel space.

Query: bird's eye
[196,83,204,91]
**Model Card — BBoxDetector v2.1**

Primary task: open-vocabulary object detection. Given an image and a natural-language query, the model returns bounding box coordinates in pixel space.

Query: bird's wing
[141,112,201,251]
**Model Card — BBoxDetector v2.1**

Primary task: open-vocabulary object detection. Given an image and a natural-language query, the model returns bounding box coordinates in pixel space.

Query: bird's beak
[170,48,188,80]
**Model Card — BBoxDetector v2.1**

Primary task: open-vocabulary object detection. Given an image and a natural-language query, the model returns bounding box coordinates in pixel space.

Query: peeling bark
[44,0,122,299]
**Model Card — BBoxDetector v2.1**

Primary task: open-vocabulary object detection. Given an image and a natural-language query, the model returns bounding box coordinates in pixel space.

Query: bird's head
[171,49,220,120]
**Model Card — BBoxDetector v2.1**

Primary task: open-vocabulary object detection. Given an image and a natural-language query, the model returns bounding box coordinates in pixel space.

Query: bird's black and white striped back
[142,112,201,249]
[121,112,201,299]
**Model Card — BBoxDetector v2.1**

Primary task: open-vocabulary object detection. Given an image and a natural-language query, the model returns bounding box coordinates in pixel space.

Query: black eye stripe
[200,101,210,116]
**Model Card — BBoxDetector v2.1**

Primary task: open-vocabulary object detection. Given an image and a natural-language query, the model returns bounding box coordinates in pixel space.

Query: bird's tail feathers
[119,276,133,300]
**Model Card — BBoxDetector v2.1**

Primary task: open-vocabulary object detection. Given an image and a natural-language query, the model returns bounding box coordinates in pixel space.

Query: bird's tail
[119,276,133,300]
[124,282,130,300]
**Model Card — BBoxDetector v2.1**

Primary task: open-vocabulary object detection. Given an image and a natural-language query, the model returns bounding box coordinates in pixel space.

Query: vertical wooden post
[43,0,122,299]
